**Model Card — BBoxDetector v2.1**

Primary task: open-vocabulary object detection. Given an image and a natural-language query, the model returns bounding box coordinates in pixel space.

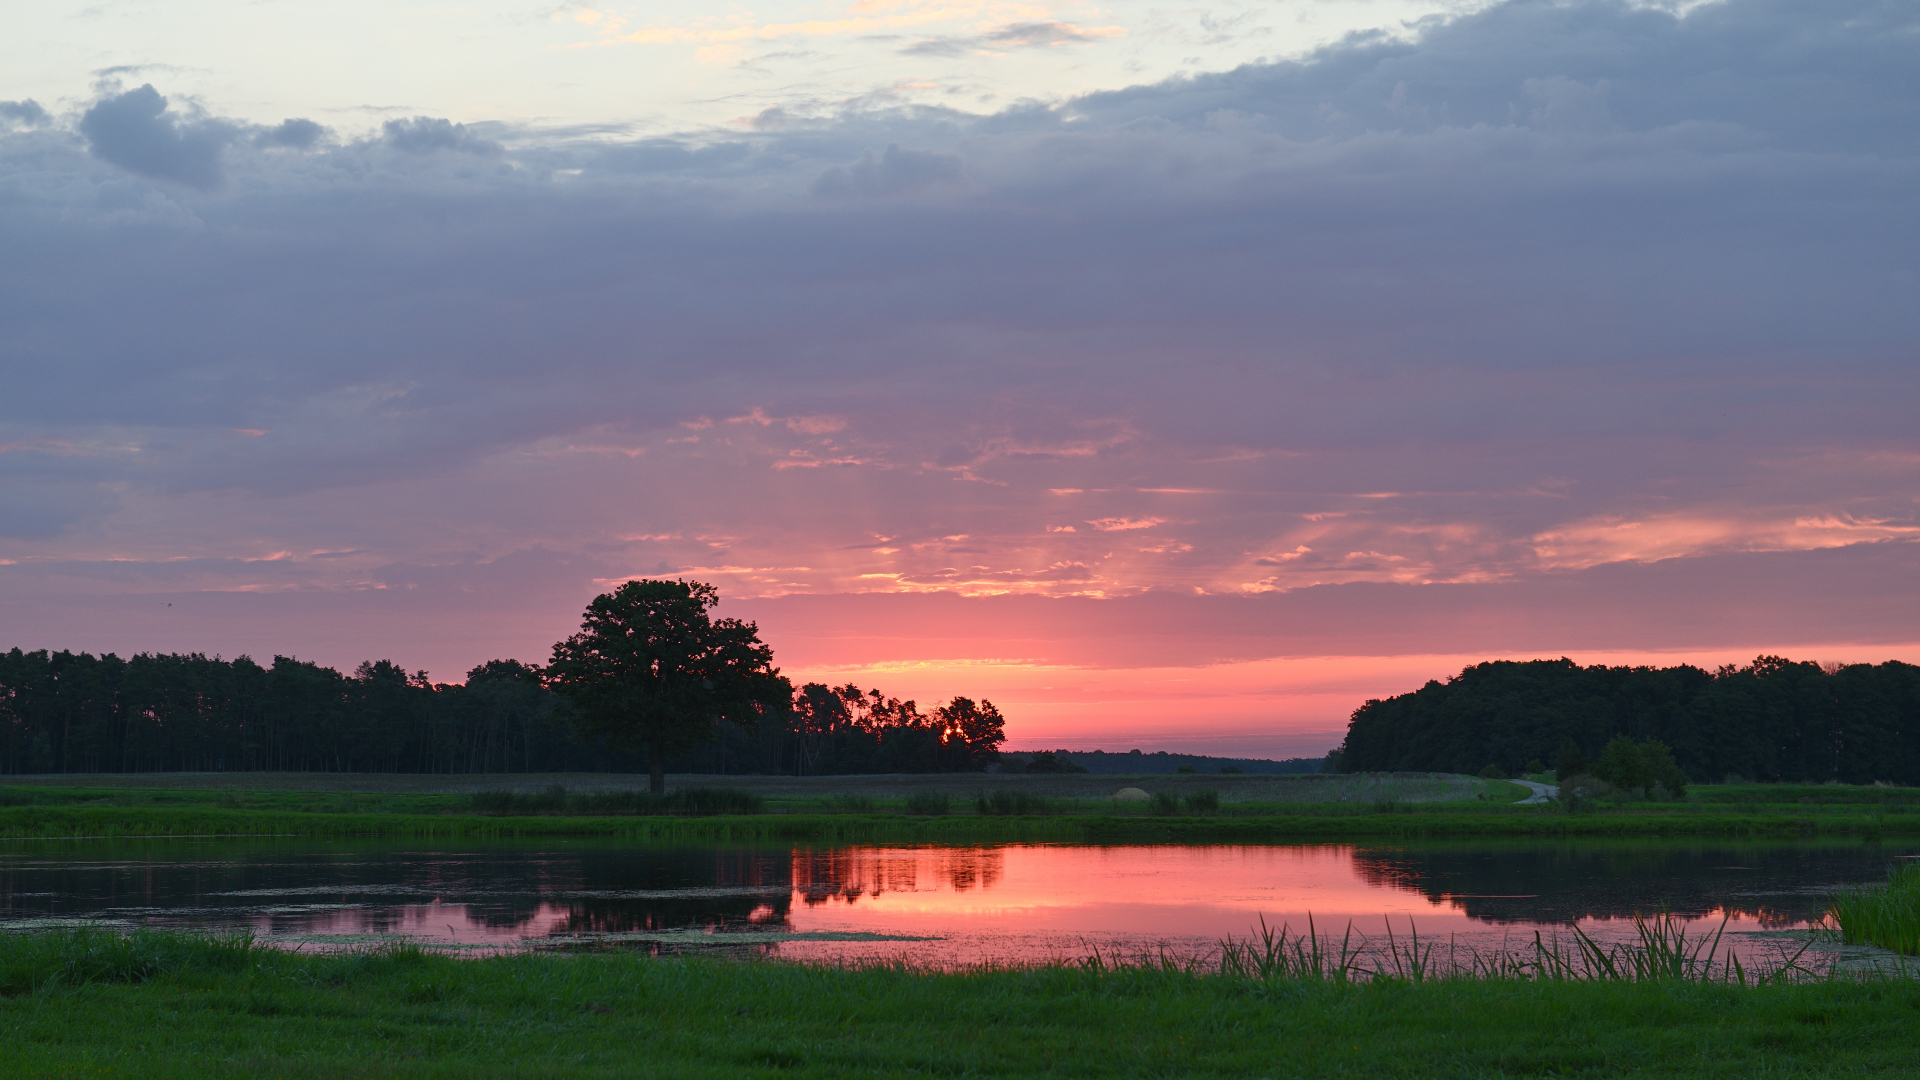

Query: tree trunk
[650,740,665,794]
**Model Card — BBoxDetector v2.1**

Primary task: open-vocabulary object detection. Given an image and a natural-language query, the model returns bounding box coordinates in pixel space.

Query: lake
[2,840,1910,968]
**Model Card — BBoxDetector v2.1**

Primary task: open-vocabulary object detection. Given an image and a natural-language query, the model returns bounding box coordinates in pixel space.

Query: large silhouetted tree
[933,696,1006,771]
[543,579,790,792]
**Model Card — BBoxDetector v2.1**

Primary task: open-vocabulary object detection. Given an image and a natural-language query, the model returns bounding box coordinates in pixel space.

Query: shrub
[975,790,1054,816]
[1021,751,1089,774]
[1592,736,1690,798]
[1177,764,1197,774]
[469,786,763,816]
[1220,766,1243,774]
[1152,791,1180,815]
[1181,790,1220,814]
[1558,773,1616,812]
[1477,764,1506,779]
[904,791,950,816]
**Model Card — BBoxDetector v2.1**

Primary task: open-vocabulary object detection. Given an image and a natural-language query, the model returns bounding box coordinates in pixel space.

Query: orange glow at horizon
[777,642,1920,755]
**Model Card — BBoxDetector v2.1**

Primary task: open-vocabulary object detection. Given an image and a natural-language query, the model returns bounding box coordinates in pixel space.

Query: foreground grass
[2,928,1917,1078]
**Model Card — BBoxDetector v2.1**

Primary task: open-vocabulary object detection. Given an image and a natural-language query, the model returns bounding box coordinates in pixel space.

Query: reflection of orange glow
[252,902,577,947]
[220,845,1844,970]
[788,846,1462,937]
[792,847,1003,906]
[778,845,1802,968]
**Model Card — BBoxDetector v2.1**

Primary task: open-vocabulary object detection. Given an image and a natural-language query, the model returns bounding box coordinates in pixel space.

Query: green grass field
[3,777,1920,842]
[2,927,1916,1078]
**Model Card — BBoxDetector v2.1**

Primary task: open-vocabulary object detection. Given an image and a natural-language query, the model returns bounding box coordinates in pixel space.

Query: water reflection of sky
[2,842,1911,967]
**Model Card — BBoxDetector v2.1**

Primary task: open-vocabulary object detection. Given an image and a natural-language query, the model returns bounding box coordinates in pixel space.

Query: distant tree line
[996,749,1328,775]
[1331,656,1920,785]
[0,648,1003,777]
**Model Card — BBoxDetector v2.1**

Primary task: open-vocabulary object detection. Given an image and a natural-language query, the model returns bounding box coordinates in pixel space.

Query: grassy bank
[7,780,1920,843]
[6,804,1920,843]
[0,927,1914,1078]
[1833,861,1920,955]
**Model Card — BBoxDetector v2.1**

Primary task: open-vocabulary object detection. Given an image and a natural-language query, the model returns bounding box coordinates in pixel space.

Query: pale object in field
[1112,788,1151,801]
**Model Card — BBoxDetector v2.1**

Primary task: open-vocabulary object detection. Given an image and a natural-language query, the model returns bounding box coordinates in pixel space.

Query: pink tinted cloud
[1,1,1917,755]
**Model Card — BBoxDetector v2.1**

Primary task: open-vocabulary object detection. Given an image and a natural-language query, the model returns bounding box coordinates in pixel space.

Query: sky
[1,0,1916,758]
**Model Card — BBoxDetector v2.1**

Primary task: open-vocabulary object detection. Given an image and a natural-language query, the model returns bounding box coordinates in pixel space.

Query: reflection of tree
[790,847,1004,906]
[495,848,797,938]
[1350,845,1904,926]
[5,843,1017,951]
[51,845,806,941]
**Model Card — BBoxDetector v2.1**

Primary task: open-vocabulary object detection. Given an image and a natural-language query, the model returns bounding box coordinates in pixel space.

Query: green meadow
[3,775,1920,843]
[2,924,1917,1079]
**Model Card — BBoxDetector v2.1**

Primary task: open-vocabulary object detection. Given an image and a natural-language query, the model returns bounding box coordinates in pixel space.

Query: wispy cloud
[2,0,1916,723]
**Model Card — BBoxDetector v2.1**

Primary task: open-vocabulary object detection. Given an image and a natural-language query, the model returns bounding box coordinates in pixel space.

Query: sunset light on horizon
[3,0,1917,759]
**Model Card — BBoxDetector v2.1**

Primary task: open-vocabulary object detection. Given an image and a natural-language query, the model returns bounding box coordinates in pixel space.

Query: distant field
[4,775,1917,843]
[0,769,1482,803]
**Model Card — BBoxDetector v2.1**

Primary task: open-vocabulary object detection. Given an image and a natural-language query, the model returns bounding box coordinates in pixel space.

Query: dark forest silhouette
[0,649,1006,777]
[1333,656,1920,785]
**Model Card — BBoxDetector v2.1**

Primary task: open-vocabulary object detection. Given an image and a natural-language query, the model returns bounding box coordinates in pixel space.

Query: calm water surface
[2,841,1911,966]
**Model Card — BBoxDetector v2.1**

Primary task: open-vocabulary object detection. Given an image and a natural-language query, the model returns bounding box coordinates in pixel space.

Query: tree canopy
[543,579,790,792]
[0,647,1013,779]
[1333,656,1920,784]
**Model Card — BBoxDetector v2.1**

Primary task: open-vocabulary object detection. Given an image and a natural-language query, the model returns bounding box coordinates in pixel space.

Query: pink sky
[1,1,1916,758]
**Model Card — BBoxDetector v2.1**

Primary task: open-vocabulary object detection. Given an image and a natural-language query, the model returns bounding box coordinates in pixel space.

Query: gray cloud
[985,22,1106,48]
[812,143,966,197]
[1,0,1916,676]
[0,100,49,128]
[381,116,500,155]
[900,38,967,58]
[77,84,236,189]
[0,479,120,539]
[905,19,1110,56]
[260,118,327,149]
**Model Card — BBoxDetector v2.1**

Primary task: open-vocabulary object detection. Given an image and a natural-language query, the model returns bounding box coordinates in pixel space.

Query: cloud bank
[1,0,1916,753]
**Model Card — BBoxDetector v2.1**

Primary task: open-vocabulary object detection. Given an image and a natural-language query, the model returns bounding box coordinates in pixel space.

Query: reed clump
[1201,911,1812,987]
[0,927,257,996]
[1143,790,1220,815]
[1182,790,1221,814]
[904,791,950,815]
[1831,860,1920,955]
[974,790,1057,815]
[468,785,764,816]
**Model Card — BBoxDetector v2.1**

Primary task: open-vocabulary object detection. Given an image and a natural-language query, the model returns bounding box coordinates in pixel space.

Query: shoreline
[3,805,1918,842]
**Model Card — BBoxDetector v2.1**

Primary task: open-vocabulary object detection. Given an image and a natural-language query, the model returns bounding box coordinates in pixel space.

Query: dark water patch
[1351,842,1914,927]
[2,839,1914,965]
